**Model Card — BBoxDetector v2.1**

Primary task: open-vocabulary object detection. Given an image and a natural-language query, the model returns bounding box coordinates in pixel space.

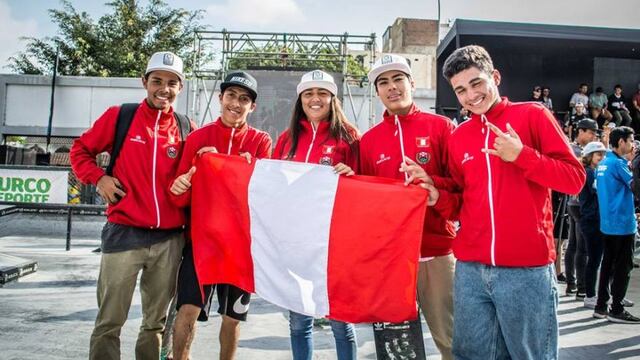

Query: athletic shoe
[566,283,577,295]
[557,273,567,283]
[584,296,597,309]
[607,310,640,324]
[593,308,608,319]
[575,291,586,300]
[622,298,635,307]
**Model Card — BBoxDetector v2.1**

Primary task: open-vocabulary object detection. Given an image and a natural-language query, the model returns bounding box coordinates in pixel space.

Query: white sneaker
[584,296,597,309]
[622,298,635,307]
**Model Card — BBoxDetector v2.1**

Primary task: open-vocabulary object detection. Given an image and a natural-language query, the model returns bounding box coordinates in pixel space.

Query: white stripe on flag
[248,159,339,317]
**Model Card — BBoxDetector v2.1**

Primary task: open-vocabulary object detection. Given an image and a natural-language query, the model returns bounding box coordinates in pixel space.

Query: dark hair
[442,45,494,81]
[579,83,588,88]
[581,153,594,167]
[284,95,358,159]
[595,86,603,93]
[610,126,634,149]
[614,84,622,90]
[533,86,542,91]
[542,86,550,92]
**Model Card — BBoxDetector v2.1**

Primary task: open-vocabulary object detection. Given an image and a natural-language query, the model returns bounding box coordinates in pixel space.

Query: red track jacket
[359,104,457,259]
[71,100,193,229]
[446,98,585,267]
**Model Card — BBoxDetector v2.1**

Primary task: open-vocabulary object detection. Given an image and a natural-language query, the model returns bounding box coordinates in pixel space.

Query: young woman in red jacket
[272,70,359,360]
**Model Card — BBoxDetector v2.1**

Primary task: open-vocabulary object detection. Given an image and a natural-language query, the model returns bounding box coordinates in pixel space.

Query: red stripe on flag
[327,175,427,323]
[191,153,256,293]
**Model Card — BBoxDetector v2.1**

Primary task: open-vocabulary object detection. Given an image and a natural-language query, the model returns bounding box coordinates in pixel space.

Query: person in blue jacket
[594,126,640,323]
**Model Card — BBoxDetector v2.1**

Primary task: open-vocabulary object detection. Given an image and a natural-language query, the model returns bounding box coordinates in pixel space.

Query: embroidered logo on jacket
[416,151,430,164]
[416,137,430,148]
[376,153,391,165]
[129,135,146,145]
[461,152,474,165]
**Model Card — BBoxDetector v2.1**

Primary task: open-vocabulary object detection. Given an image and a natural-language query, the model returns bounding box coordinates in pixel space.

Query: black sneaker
[557,273,567,283]
[593,308,608,319]
[607,310,640,324]
[566,283,577,295]
[575,291,586,300]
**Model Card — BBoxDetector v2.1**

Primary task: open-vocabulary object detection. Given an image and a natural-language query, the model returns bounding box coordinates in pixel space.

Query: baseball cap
[583,141,607,156]
[576,119,598,131]
[367,54,412,84]
[297,70,337,96]
[220,71,258,101]
[145,51,184,81]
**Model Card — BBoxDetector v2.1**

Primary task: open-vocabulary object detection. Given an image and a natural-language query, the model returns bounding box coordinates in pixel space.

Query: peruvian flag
[190,153,427,323]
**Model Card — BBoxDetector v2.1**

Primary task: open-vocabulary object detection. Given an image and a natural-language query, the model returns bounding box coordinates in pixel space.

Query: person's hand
[333,162,355,176]
[419,182,439,206]
[239,152,252,164]
[170,166,196,196]
[482,122,523,162]
[97,175,126,204]
[197,146,218,156]
[400,156,434,186]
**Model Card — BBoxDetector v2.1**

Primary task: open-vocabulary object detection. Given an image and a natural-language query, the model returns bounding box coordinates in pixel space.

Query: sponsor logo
[167,146,178,159]
[416,151,430,164]
[130,135,146,144]
[415,137,430,148]
[382,55,393,64]
[312,70,323,80]
[230,76,254,88]
[461,152,474,165]
[376,153,391,165]
[162,53,174,66]
[322,145,334,155]
[232,295,250,314]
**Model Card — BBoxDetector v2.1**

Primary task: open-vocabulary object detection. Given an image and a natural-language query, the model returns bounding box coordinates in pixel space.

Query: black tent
[436,19,640,118]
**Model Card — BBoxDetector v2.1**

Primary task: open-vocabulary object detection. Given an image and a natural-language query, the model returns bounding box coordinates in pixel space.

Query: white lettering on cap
[230,76,254,88]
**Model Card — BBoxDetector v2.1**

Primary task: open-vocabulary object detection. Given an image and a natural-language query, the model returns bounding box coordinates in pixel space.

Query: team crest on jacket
[319,156,333,166]
[167,146,178,159]
[416,151,430,164]
[322,145,335,155]
[416,137,430,148]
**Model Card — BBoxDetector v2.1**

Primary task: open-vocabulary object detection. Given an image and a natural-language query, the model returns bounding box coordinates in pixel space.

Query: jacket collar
[470,97,509,123]
[300,118,330,133]
[382,103,421,125]
[139,99,175,124]
[214,117,249,136]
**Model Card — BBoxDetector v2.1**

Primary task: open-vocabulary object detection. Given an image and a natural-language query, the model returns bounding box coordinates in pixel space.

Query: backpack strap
[174,112,192,141]
[106,103,138,176]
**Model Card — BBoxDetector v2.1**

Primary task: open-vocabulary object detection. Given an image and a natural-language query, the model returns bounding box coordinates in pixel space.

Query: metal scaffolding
[189,29,377,128]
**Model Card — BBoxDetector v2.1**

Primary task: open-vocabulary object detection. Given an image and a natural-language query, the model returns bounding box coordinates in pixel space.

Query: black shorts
[176,244,251,322]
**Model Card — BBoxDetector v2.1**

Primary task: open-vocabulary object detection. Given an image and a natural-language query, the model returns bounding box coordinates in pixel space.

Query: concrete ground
[1,213,639,360]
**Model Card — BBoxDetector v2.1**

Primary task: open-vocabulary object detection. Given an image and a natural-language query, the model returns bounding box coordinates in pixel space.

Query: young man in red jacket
[70,51,193,359]
[168,71,272,360]
[440,45,586,359]
[359,54,456,360]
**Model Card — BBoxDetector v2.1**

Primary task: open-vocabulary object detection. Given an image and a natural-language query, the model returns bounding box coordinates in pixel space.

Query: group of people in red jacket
[71,44,586,360]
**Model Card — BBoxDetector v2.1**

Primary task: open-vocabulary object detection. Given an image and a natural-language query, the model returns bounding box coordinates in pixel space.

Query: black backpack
[106,103,191,176]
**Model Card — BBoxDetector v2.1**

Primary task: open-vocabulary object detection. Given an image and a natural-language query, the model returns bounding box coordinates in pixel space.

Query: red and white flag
[190,154,427,323]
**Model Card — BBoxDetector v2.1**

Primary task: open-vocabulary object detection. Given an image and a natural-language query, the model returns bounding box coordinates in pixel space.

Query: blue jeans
[452,261,558,360]
[289,311,357,360]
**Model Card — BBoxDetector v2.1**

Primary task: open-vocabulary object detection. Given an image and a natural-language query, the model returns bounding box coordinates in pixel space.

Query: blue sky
[1,0,639,71]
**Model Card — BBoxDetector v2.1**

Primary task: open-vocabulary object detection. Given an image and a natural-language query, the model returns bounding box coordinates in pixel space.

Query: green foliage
[7,0,207,77]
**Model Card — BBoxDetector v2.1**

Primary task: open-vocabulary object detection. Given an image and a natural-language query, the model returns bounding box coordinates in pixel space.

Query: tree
[7,0,207,77]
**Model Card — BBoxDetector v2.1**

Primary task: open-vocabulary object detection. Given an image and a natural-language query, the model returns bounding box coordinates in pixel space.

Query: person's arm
[272,131,289,159]
[489,107,586,195]
[633,96,640,112]
[168,134,201,207]
[615,157,633,188]
[255,133,273,159]
[569,93,577,108]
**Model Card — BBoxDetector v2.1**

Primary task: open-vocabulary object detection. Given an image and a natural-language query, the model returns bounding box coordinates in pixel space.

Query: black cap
[220,71,258,101]
[576,119,598,131]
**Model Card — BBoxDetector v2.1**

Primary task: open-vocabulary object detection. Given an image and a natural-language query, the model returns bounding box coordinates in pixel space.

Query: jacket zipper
[151,111,161,228]
[395,115,409,182]
[228,127,235,155]
[481,114,497,266]
[304,121,318,163]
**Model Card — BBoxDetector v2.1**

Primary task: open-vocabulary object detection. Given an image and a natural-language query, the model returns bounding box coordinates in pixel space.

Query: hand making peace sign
[481,122,523,162]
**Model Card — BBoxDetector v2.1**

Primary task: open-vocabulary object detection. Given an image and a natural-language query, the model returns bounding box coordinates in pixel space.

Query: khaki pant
[417,254,455,360]
[89,234,184,360]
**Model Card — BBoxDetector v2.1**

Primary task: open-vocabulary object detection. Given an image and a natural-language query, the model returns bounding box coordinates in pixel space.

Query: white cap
[297,70,337,96]
[583,141,607,156]
[368,54,412,84]
[145,51,184,81]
